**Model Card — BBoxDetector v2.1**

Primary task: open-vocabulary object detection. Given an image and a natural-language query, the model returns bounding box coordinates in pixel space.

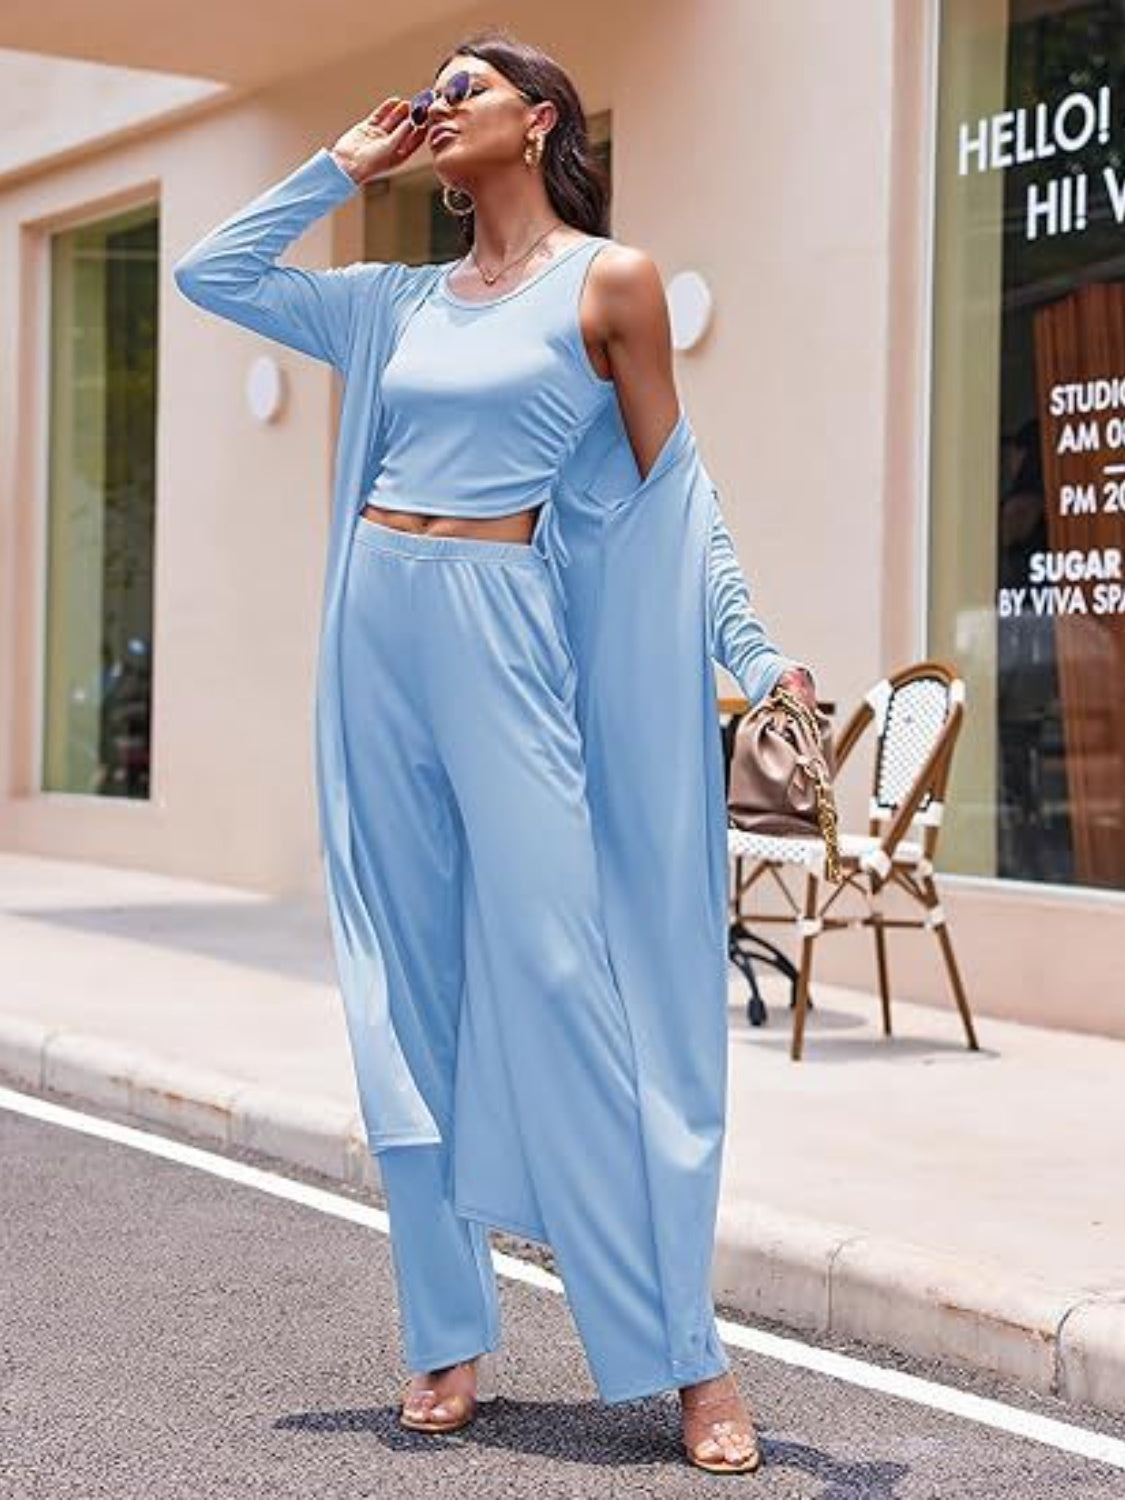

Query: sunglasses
[408,68,536,128]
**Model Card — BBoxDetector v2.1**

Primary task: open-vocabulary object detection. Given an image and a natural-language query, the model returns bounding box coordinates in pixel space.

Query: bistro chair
[727,660,981,1060]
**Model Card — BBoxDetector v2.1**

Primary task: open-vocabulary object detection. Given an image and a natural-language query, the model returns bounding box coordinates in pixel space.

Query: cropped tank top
[364,235,616,517]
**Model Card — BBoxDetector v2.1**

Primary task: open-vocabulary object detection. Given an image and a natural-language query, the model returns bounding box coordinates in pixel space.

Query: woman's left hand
[777,665,818,712]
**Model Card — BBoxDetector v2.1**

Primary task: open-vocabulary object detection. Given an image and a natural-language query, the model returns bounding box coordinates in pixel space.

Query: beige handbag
[727,683,843,882]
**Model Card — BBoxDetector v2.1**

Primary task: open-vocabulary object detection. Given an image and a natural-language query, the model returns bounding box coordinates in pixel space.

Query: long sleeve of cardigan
[172,147,365,371]
[706,486,804,708]
[174,147,806,707]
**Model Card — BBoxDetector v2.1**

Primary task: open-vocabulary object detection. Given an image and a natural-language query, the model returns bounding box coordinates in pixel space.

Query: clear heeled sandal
[398,1350,499,1433]
[680,1370,762,1474]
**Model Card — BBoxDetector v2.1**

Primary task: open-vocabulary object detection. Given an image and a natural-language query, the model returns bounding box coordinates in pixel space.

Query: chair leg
[791,871,820,1061]
[922,874,979,1051]
[872,911,892,1036]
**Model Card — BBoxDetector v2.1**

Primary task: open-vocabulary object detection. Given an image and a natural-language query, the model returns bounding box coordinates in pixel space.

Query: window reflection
[43,206,158,798]
[931,0,1125,889]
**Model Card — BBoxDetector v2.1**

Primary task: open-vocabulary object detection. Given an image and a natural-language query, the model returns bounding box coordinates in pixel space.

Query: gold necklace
[469,219,564,286]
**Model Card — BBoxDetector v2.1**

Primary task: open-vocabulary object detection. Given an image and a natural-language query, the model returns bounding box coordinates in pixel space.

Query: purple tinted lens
[444,69,472,105]
[409,89,433,126]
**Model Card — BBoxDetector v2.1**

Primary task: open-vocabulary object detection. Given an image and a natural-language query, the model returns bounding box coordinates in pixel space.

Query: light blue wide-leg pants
[339,507,731,1404]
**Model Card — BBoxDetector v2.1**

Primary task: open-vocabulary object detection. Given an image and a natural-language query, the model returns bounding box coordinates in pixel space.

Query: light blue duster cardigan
[174,146,799,1370]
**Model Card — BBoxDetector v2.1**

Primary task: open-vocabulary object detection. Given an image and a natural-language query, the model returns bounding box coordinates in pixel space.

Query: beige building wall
[1,0,1122,1035]
[0,47,226,179]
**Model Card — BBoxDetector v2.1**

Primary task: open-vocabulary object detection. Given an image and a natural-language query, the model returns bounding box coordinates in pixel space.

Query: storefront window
[931,0,1125,889]
[42,205,158,798]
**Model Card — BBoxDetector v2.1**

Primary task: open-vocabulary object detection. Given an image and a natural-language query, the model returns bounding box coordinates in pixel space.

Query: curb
[0,1014,380,1198]
[712,1205,1124,1413]
[3,1014,1123,1418]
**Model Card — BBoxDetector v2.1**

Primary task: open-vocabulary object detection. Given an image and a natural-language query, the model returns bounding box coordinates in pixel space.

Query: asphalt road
[2,1087,1124,1499]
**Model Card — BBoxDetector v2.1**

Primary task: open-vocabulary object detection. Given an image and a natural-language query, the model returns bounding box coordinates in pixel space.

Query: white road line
[4,1082,1124,1473]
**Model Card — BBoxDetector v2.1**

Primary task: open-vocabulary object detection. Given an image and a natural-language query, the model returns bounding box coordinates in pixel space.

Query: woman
[174,26,817,1476]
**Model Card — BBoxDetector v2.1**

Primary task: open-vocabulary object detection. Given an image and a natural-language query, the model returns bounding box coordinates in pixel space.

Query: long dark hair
[431,27,610,248]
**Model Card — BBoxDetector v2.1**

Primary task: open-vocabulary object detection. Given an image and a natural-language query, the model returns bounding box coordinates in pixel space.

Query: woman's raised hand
[329,98,429,186]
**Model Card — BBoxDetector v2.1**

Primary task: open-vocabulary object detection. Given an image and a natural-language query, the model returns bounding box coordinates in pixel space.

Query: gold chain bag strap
[727,683,843,883]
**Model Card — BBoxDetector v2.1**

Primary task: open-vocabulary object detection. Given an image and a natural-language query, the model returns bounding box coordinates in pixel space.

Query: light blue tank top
[365,235,616,517]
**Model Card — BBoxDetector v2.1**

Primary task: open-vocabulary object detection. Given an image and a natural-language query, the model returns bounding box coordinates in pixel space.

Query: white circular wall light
[665,269,714,352]
[246,354,286,423]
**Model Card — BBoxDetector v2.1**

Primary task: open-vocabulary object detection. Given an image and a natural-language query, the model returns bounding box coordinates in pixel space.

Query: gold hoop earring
[441,184,475,216]
[523,134,545,168]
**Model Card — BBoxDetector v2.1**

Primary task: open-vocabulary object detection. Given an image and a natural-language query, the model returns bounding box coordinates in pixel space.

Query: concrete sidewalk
[2,851,1122,1417]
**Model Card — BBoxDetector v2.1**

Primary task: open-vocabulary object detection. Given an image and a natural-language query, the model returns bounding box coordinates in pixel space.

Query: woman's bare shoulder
[585,240,666,321]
